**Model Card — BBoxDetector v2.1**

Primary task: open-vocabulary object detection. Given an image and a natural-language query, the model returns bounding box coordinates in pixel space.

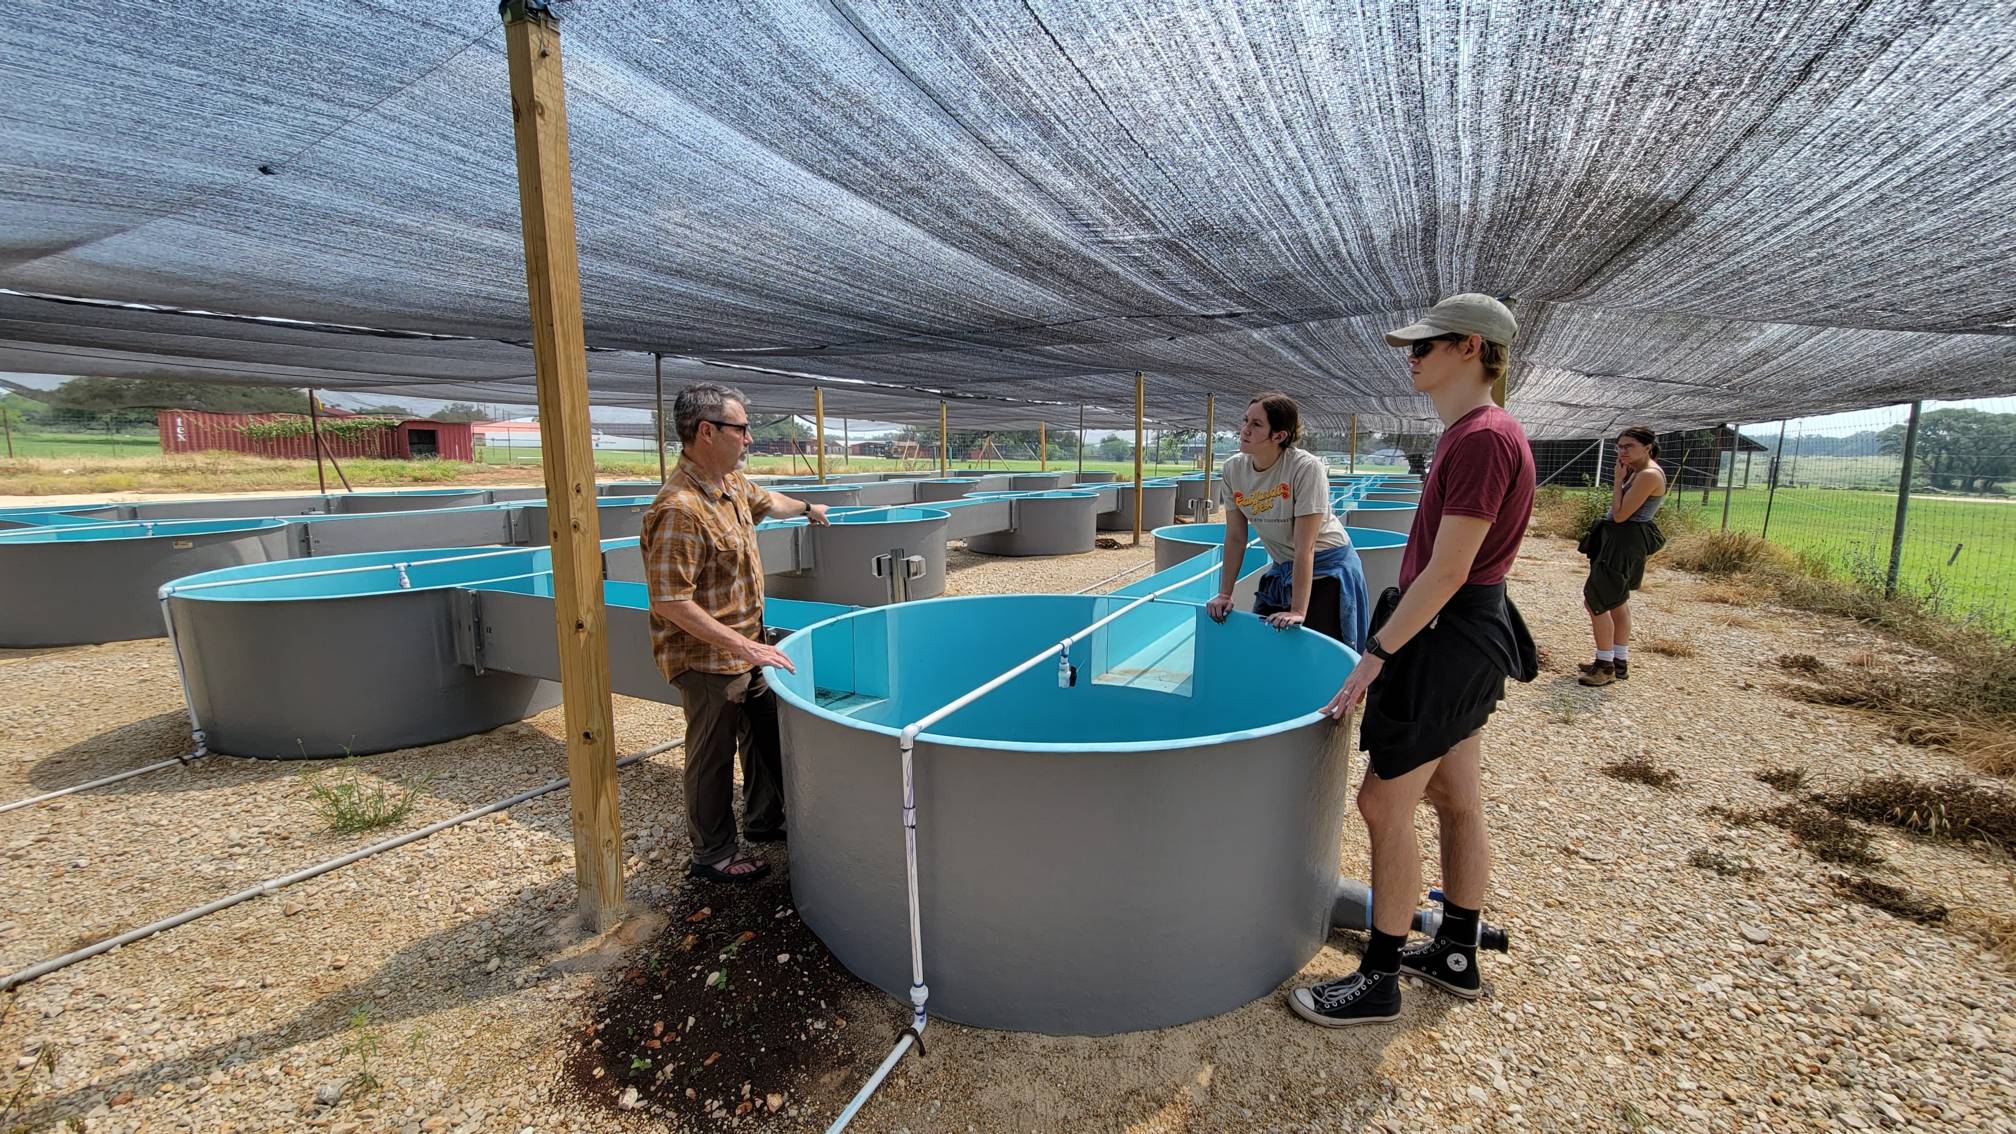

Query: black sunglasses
[1406,334,1466,360]
[704,419,751,435]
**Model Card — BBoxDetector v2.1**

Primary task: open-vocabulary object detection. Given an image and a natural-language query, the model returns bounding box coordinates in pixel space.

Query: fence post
[1760,419,1787,541]
[1720,423,1735,531]
[307,390,328,494]
[1885,401,1923,597]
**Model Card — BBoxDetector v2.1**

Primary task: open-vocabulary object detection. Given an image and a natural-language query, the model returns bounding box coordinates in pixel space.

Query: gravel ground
[2,532,2012,1133]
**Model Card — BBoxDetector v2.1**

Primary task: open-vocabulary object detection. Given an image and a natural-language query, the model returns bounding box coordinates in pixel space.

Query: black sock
[1439,902,1481,948]
[1362,929,1406,975]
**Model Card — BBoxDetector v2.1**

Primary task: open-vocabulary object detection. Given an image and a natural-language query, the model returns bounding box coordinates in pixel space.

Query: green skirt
[1578,519,1665,615]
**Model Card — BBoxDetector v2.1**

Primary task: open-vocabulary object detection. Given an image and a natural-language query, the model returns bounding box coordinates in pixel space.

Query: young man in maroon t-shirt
[1290,294,1537,1028]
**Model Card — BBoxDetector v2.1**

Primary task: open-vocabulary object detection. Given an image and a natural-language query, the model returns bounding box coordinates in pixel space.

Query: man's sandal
[687,852,771,884]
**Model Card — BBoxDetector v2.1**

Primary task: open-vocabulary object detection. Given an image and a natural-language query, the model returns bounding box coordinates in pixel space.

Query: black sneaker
[1614,657,1629,680]
[1398,936,1482,999]
[1287,969,1400,1027]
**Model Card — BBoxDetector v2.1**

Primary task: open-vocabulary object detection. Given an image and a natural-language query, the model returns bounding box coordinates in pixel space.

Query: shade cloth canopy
[3,0,2010,436]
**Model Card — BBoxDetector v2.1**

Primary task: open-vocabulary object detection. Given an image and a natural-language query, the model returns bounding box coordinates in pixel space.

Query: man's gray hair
[673,382,750,445]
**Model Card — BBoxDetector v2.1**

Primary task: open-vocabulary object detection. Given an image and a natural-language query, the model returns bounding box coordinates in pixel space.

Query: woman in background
[1205,391,1369,651]
[1578,425,1667,686]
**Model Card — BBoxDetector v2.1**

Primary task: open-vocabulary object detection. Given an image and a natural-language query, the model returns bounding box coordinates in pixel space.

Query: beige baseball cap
[1383,293,1519,348]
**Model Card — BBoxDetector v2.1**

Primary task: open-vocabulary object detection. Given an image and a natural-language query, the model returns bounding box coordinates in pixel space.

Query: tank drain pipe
[0,739,681,993]
[0,756,203,817]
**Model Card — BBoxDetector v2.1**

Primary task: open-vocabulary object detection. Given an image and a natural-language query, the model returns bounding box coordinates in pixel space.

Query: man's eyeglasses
[1406,334,1465,360]
[704,419,751,436]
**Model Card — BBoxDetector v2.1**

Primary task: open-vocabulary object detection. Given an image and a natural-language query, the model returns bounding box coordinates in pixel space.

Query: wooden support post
[1077,405,1085,474]
[653,352,666,483]
[307,389,328,495]
[1203,394,1215,520]
[1039,420,1047,471]
[502,0,624,931]
[939,401,949,476]
[842,417,850,472]
[814,388,827,484]
[1132,371,1145,546]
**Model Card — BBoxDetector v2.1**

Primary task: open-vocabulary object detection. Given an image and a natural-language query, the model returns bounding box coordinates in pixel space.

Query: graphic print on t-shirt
[1233,482,1292,515]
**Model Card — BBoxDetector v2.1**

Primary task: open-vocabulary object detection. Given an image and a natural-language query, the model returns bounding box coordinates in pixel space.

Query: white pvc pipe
[0,754,201,816]
[0,739,679,992]
[825,1032,918,1134]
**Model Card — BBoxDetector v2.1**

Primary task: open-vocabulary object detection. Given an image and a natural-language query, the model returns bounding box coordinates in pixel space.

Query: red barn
[157,410,474,461]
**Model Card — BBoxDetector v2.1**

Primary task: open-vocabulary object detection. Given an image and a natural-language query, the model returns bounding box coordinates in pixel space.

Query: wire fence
[1645,397,2016,634]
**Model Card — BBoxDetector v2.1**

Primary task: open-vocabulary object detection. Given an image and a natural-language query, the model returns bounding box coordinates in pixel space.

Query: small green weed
[302,758,429,834]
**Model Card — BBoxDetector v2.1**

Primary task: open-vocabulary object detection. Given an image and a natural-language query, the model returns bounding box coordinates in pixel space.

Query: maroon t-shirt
[1398,405,1535,590]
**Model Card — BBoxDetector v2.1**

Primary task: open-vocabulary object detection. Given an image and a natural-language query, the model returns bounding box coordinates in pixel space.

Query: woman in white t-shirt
[1204,392,1370,649]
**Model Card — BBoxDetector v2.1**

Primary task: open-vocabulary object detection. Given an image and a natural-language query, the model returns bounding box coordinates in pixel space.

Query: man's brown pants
[670,667,786,866]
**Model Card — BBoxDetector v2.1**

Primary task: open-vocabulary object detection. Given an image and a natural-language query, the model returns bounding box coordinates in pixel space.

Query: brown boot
[1578,660,1616,687]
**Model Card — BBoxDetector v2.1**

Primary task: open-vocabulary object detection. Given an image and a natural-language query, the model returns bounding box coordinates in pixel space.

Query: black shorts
[1358,584,1536,779]
[1254,575,1346,645]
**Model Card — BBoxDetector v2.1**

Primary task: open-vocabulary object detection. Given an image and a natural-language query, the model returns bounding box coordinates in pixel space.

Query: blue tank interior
[771,589,1355,749]
[0,517,289,543]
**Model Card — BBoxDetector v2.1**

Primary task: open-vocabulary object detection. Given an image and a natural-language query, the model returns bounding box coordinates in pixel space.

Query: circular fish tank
[1097,480,1178,532]
[161,548,559,757]
[765,507,952,607]
[772,593,1356,1034]
[334,489,493,514]
[0,518,293,647]
[1345,501,1416,533]
[1152,523,1408,595]
[962,491,1099,557]
[915,478,983,503]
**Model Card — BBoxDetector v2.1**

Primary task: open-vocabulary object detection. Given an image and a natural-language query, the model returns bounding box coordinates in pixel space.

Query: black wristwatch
[1366,634,1395,661]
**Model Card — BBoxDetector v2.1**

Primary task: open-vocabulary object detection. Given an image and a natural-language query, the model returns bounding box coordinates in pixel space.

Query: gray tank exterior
[166,589,558,758]
[1365,490,1422,504]
[915,479,983,503]
[765,511,950,607]
[1072,470,1119,483]
[1098,482,1178,532]
[516,500,652,545]
[1345,504,1416,533]
[963,494,1098,557]
[335,490,493,514]
[1010,473,1068,492]
[129,495,329,520]
[777,696,1352,1034]
[1172,477,1216,520]
[849,481,925,506]
[0,524,294,647]
[1356,539,1406,595]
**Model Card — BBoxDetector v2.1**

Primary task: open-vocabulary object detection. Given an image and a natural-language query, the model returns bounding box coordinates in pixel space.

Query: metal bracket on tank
[871,548,928,604]
[451,589,485,674]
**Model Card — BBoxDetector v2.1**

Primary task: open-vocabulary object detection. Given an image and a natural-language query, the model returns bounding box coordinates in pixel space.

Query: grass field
[1663,485,2016,629]
[2,430,164,459]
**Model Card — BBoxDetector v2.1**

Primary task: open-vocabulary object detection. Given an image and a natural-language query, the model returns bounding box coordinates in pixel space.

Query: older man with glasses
[642,382,829,883]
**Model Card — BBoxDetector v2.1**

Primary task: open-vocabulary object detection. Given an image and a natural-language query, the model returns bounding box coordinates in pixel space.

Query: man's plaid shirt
[640,459,774,680]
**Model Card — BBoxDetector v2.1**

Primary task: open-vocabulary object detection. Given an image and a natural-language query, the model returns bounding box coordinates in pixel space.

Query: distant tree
[1096,435,1134,462]
[1881,409,2016,492]
[359,404,414,418]
[432,402,489,423]
[47,377,311,415]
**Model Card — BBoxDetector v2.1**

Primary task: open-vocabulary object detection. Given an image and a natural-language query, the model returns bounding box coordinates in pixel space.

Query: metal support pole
[502,0,624,930]
[1720,424,1736,531]
[1595,435,1606,488]
[1077,405,1085,473]
[1132,371,1145,547]
[814,388,827,483]
[307,389,328,494]
[2,400,13,458]
[653,352,666,483]
[1760,419,1788,542]
[842,417,850,472]
[939,401,949,477]
[1348,412,1356,474]
[1886,401,1922,597]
